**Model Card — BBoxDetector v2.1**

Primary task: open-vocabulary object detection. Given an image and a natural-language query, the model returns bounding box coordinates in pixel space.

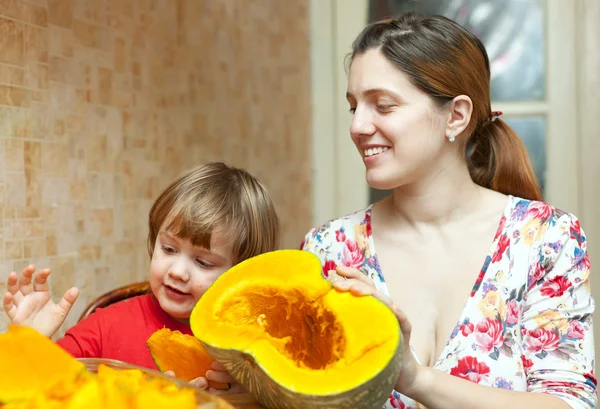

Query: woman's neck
[385,161,485,227]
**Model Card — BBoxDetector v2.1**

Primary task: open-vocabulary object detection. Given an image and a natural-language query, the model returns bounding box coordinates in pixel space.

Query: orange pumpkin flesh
[147,328,229,389]
[0,324,85,403]
[0,324,235,409]
[190,249,402,409]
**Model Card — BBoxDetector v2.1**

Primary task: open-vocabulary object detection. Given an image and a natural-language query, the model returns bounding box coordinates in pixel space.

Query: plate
[77,358,236,409]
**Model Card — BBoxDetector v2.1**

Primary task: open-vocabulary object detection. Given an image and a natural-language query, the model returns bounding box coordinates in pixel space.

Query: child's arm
[3,264,79,338]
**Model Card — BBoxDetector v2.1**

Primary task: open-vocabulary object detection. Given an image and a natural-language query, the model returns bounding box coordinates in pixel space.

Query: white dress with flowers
[300,196,596,409]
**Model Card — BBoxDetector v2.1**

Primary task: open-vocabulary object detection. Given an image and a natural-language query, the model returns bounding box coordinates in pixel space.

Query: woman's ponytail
[468,119,542,201]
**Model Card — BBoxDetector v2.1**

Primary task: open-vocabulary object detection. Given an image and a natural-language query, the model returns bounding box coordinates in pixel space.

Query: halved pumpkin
[190,249,402,409]
[0,324,85,403]
[147,328,229,389]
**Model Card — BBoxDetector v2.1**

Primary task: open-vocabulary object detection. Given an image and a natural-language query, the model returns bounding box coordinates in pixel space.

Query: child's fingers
[18,265,35,296]
[6,272,22,304]
[163,370,176,377]
[57,287,79,314]
[33,269,51,292]
[3,292,16,321]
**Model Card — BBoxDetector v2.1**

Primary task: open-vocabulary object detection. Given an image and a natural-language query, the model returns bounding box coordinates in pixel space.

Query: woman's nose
[350,107,376,138]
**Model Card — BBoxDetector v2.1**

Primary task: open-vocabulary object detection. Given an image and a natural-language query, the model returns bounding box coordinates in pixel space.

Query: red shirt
[57,294,192,369]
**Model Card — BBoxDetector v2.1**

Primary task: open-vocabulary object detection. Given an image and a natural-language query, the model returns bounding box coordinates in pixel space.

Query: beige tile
[5,171,24,207]
[49,255,75,300]
[24,238,46,258]
[0,18,23,66]
[48,0,72,28]
[0,85,30,107]
[41,142,69,176]
[45,229,57,256]
[24,25,48,64]
[0,64,25,86]
[5,240,22,259]
[4,139,23,171]
[73,18,99,49]
[0,0,25,20]
[78,244,101,261]
[0,183,5,221]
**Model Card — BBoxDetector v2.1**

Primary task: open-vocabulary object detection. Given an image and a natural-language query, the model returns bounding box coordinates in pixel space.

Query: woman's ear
[445,95,473,140]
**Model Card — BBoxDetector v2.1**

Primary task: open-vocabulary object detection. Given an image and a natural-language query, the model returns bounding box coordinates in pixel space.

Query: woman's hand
[3,264,79,338]
[205,361,246,394]
[165,361,247,395]
[330,265,425,396]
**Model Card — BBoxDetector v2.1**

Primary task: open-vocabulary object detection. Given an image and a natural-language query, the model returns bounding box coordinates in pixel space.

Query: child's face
[148,228,234,320]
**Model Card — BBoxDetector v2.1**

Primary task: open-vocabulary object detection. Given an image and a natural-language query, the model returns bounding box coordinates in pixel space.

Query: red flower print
[526,327,560,353]
[540,276,572,298]
[450,356,490,383]
[461,322,474,336]
[528,261,546,289]
[342,240,364,268]
[584,372,597,386]
[299,238,306,249]
[506,299,519,326]
[579,253,591,272]
[570,218,582,238]
[471,269,486,297]
[335,229,346,242]
[494,215,507,241]
[389,394,405,409]
[475,317,504,352]
[527,201,553,220]
[567,320,585,339]
[521,356,534,374]
[492,234,510,263]
[540,380,582,390]
[323,260,337,277]
[365,213,372,237]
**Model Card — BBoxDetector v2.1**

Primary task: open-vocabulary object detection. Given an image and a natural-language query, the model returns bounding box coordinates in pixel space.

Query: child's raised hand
[3,264,79,338]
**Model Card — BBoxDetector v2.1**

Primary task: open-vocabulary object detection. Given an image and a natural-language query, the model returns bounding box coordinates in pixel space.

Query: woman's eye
[376,104,393,111]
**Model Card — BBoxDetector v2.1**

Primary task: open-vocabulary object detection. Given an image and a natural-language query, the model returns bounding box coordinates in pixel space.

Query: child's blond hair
[147,162,280,264]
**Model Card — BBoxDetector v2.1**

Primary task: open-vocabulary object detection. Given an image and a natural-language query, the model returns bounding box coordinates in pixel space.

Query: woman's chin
[366,171,399,191]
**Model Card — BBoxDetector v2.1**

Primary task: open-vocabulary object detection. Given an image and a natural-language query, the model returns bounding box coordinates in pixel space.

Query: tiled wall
[0,0,311,336]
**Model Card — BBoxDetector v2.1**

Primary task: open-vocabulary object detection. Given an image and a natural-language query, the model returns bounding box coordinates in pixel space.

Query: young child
[3,161,280,393]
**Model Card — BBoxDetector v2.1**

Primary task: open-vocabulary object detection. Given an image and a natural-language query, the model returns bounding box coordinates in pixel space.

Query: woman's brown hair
[349,12,542,201]
[147,162,280,264]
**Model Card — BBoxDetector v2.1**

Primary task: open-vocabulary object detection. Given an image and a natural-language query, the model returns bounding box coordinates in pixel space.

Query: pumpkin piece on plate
[0,325,86,404]
[147,328,229,390]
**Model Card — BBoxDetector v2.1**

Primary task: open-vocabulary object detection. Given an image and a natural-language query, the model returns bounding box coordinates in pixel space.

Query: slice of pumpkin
[147,328,229,389]
[190,249,402,409]
[0,324,86,403]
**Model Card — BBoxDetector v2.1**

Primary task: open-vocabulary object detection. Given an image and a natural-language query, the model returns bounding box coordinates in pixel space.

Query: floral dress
[300,196,597,409]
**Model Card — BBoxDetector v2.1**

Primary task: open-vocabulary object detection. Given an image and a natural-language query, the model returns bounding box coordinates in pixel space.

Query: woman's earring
[448,132,455,143]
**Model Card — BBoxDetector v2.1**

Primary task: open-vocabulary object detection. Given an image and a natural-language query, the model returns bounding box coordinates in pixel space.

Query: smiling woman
[301,11,596,409]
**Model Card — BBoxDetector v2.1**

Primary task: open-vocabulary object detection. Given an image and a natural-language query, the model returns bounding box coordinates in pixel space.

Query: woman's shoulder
[503,196,587,267]
[504,195,584,234]
[300,205,373,250]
